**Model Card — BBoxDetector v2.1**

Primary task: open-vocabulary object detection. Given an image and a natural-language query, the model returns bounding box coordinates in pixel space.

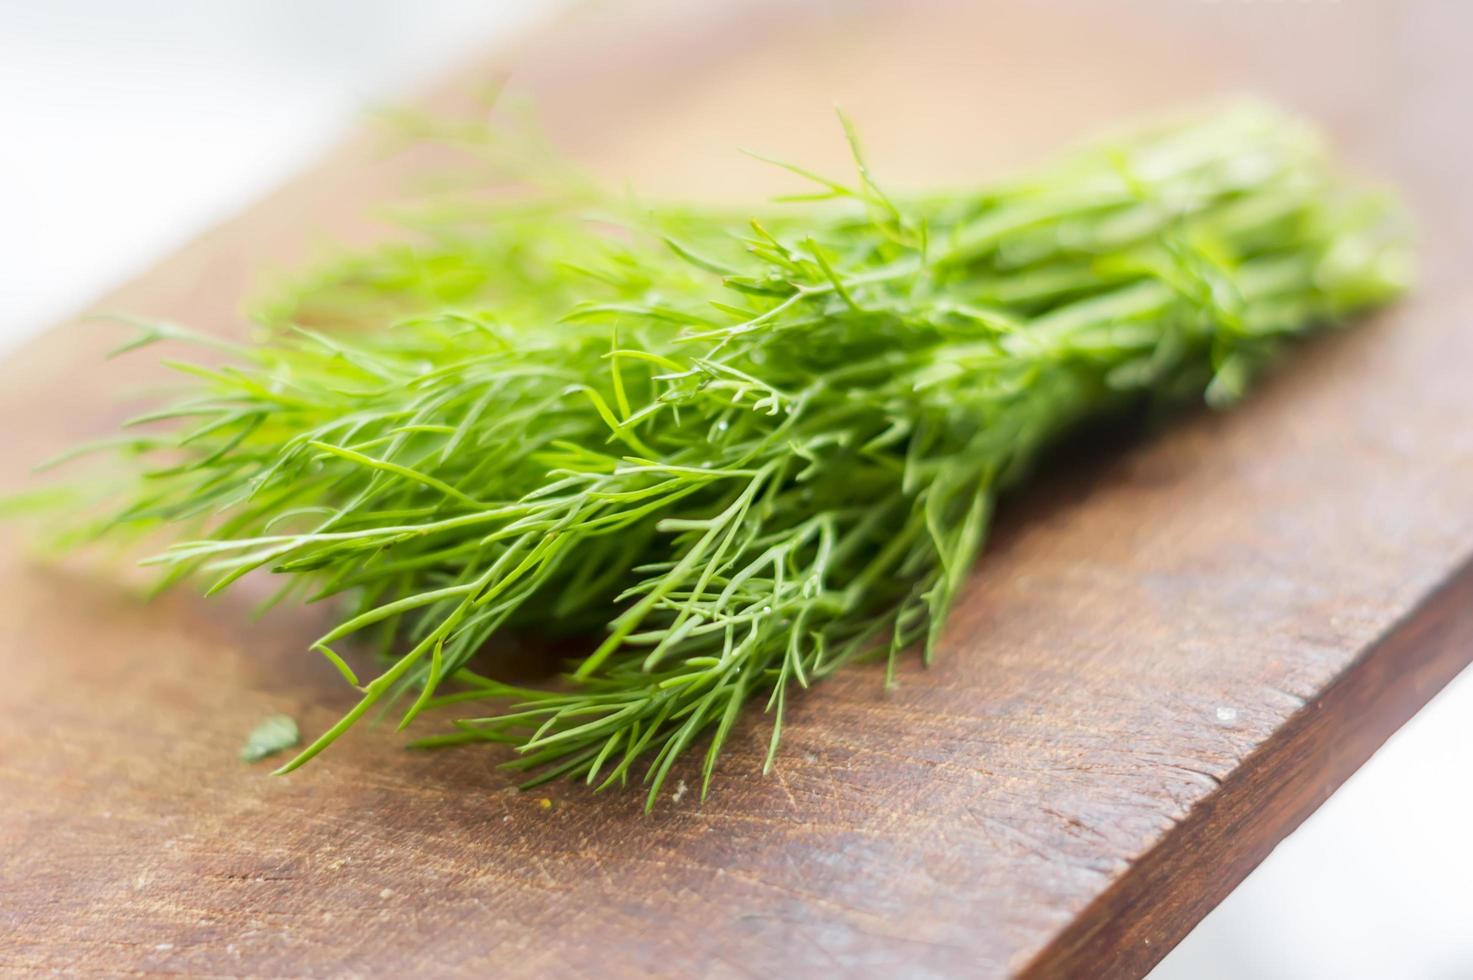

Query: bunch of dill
[57,104,1409,808]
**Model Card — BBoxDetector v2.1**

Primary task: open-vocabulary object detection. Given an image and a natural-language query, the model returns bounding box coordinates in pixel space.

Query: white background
[3,3,1470,976]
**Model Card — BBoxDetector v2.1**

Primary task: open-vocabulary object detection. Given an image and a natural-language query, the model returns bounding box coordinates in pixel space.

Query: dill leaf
[49,102,1410,808]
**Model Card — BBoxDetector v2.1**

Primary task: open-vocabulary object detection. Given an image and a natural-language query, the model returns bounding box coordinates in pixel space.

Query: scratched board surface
[3,2,1471,977]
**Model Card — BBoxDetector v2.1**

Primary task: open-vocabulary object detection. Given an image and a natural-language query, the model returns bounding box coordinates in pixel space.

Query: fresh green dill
[50,103,1410,809]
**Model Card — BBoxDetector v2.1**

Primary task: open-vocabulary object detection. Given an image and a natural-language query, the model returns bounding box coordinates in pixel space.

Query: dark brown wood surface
[2,2,1470,976]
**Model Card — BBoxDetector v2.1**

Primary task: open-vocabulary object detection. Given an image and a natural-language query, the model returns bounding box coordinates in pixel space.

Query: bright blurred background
[3,3,1469,976]
[0,0,553,346]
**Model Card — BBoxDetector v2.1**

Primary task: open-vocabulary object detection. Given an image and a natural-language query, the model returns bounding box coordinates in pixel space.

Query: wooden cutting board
[3,1,1470,976]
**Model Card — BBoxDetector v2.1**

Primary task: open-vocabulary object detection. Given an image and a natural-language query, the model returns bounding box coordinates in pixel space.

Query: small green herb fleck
[241,714,301,763]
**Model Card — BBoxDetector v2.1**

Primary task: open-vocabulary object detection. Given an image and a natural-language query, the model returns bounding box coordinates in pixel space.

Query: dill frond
[56,103,1411,808]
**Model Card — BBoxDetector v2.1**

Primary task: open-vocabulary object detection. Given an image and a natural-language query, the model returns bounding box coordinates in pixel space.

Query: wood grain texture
[2,1,1470,976]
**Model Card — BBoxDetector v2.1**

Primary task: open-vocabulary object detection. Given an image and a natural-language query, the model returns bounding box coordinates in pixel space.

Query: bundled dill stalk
[70,104,1408,807]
